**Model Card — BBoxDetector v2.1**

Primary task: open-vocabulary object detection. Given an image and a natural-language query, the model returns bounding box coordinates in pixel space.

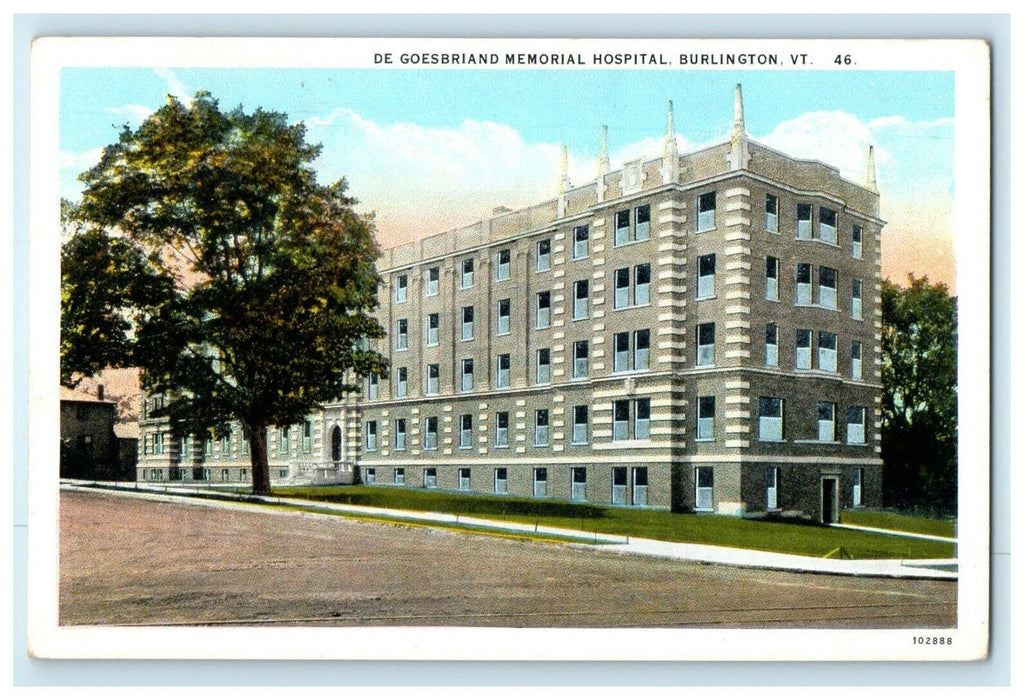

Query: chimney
[97,385,105,401]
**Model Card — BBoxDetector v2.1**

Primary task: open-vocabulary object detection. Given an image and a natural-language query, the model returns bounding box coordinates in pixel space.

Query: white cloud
[755,110,882,184]
[106,104,154,124]
[153,67,190,103]
[59,147,104,173]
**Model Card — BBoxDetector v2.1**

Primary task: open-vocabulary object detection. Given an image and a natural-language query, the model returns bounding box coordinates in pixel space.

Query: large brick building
[137,85,883,522]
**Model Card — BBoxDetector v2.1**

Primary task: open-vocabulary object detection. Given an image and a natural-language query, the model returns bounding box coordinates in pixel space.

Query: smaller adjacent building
[60,385,132,480]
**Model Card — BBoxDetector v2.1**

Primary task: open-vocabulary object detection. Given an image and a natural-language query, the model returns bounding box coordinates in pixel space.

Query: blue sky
[59,67,956,285]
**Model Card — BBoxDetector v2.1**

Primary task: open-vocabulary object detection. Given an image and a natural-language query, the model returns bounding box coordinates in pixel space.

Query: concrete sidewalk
[61,480,958,580]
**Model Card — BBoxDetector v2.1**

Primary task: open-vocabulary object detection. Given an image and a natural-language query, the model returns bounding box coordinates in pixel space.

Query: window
[536,348,551,384]
[818,266,837,309]
[852,279,863,320]
[459,414,473,448]
[536,291,551,329]
[633,329,650,370]
[395,274,408,303]
[572,225,589,259]
[635,204,651,240]
[818,207,837,244]
[458,467,471,491]
[818,402,836,441]
[852,224,863,259]
[758,397,784,441]
[424,468,437,489]
[495,412,509,447]
[394,468,405,485]
[766,256,779,301]
[572,340,589,379]
[365,421,377,451]
[496,353,511,389]
[461,358,474,392]
[635,263,651,305]
[765,323,779,367]
[497,298,511,335]
[536,239,551,272]
[614,268,630,309]
[614,332,630,372]
[396,366,408,397]
[614,398,651,440]
[571,467,587,501]
[766,194,779,232]
[204,438,212,456]
[426,364,440,395]
[461,306,475,340]
[426,266,440,296]
[796,263,812,304]
[396,319,408,350]
[366,468,376,484]
[697,191,716,231]
[818,331,838,373]
[220,434,230,456]
[697,396,715,441]
[426,313,439,346]
[697,254,716,299]
[796,329,813,370]
[424,417,439,449]
[846,406,866,445]
[533,468,548,498]
[154,432,166,455]
[797,203,813,239]
[572,405,589,444]
[460,257,474,289]
[394,419,407,450]
[852,341,863,380]
[614,209,631,246]
[695,466,714,512]
[497,249,511,281]
[301,421,312,453]
[534,409,550,446]
[368,373,379,400]
[278,426,289,454]
[696,323,715,367]
[573,279,589,320]
[494,468,508,494]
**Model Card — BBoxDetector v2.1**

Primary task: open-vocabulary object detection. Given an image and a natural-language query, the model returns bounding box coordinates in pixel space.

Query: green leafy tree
[62,92,388,495]
[880,275,958,514]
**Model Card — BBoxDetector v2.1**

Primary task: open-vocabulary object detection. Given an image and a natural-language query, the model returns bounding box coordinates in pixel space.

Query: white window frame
[536,291,551,329]
[571,405,589,445]
[396,319,408,350]
[426,363,440,395]
[634,263,651,305]
[614,267,630,309]
[818,331,838,374]
[818,401,836,442]
[796,263,812,305]
[367,373,379,400]
[634,204,651,241]
[613,332,630,373]
[852,224,863,259]
[536,239,551,272]
[426,313,439,346]
[395,366,408,398]
[697,254,716,299]
[496,249,511,281]
[534,409,550,446]
[394,419,407,451]
[496,353,511,389]
[460,257,474,289]
[765,323,778,368]
[696,396,715,441]
[696,323,715,367]
[572,340,589,379]
[426,266,440,296]
[766,256,779,301]
[818,266,837,309]
[461,305,475,341]
[459,414,473,448]
[424,417,439,450]
[633,329,650,370]
[460,358,474,392]
[365,421,377,451]
[818,206,838,244]
[851,341,863,380]
[495,412,509,447]
[852,279,863,320]
[614,209,631,246]
[796,329,813,370]
[846,406,866,445]
[766,193,779,232]
[573,279,589,320]
[797,203,813,239]
[697,191,716,232]
[758,397,784,441]
[395,274,408,303]
[536,348,551,384]
[497,298,511,335]
[573,225,589,259]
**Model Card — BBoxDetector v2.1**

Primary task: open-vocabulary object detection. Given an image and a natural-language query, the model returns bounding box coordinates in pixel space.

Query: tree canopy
[61,92,388,494]
[880,275,958,514]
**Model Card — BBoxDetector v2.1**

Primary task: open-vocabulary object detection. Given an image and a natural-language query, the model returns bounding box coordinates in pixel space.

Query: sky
[59,67,956,289]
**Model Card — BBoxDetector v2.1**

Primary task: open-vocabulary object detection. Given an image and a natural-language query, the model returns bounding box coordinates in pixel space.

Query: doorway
[821,477,838,524]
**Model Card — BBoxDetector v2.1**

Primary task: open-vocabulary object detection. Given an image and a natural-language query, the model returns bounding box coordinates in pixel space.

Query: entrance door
[533,467,547,498]
[821,477,838,523]
[571,467,586,501]
[766,466,779,511]
[611,467,627,505]
[631,467,648,506]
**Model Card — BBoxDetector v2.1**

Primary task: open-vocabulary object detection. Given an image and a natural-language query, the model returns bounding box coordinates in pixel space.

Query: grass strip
[839,510,956,538]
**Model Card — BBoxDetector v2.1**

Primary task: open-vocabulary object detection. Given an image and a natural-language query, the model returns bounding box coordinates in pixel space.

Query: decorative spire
[865,144,878,192]
[727,83,751,170]
[733,83,745,136]
[597,125,610,177]
[662,100,679,184]
[557,143,571,194]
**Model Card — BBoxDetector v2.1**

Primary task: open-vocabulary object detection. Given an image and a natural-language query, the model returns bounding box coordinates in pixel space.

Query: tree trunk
[246,423,272,496]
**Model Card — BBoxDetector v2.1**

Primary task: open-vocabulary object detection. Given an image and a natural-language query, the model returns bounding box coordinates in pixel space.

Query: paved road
[60,490,957,628]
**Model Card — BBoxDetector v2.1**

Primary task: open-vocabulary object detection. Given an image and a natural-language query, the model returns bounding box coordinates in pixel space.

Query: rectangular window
[533,467,548,498]
[697,396,716,441]
[278,426,289,455]
[766,194,779,232]
[697,254,716,299]
[536,348,551,384]
[571,467,587,501]
[495,412,509,447]
[696,323,715,367]
[635,263,651,305]
[426,363,440,395]
[366,468,376,484]
[818,266,838,309]
[818,331,838,373]
[494,468,508,494]
[613,399,630,441]
[572,340,589,379]
[846,406,867,444]
[424,468,437,489]
[614,267,630,309]
[459,414,473,448]
[796,263,812,304]
[497,298,511,335]
[613,332,630,373]
[426,266,439,296]
[573,225,589,259]
[460,257,474,289]
[697,191,716,231]
[461,358,474,392]
[766,256,779,301]
[852,341,863,380]
[534,409,550,446]
[426,313,439,346]
[572,405,589,444]
[633,329,650,370]
[424,417,439,450]
[394,468,405,485]
[852,279,863,320]
[365,421,377,451]
[635,204,651,240]
[496,353,511,389]
[497,249,511,281]
[797,203,813,239]
[396,319,408,350]
[696,466,714,511]
[614,209,631,246]
[818,402,836,441]
[368,373,379,400]
[301,421,312,453]
[536,239,551,272]
[852,224,863,259]
[396,366,408,398]
[634,398,651,439]
[573,279,589,320]
[796,329,813,370]
[536,291,551,329]
[458,467,471,491]
[204,438,212,456]
[758,397,784,441]
[395,274,408,303]
[765,323,779,367]
[818,207,837,244]
[394,419,407,450]
[461,306,475,340]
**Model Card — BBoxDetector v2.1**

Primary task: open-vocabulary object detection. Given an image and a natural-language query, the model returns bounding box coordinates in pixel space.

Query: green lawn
[272,486,956,560]
[840,510,957,539]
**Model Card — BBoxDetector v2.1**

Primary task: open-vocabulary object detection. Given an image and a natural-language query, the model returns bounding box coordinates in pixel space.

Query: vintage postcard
[27,36,990,662]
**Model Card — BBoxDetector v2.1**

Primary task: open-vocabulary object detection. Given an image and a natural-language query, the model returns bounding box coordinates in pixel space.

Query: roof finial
[557,143,571,194]
[733,83,745,136]
[597,125,609,177]
[662,100,679,184]
[866,144,878,192]
[727,83,751,170]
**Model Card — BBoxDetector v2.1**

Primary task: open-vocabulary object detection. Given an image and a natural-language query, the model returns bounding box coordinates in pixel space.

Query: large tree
[880,274,958,514]
[62,92,388,495]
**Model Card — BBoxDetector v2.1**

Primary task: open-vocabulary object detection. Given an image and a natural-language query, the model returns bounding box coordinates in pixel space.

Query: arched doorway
[331,426,342,463]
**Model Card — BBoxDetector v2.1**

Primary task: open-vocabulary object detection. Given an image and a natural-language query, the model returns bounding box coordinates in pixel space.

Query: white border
[27,36,991,662]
